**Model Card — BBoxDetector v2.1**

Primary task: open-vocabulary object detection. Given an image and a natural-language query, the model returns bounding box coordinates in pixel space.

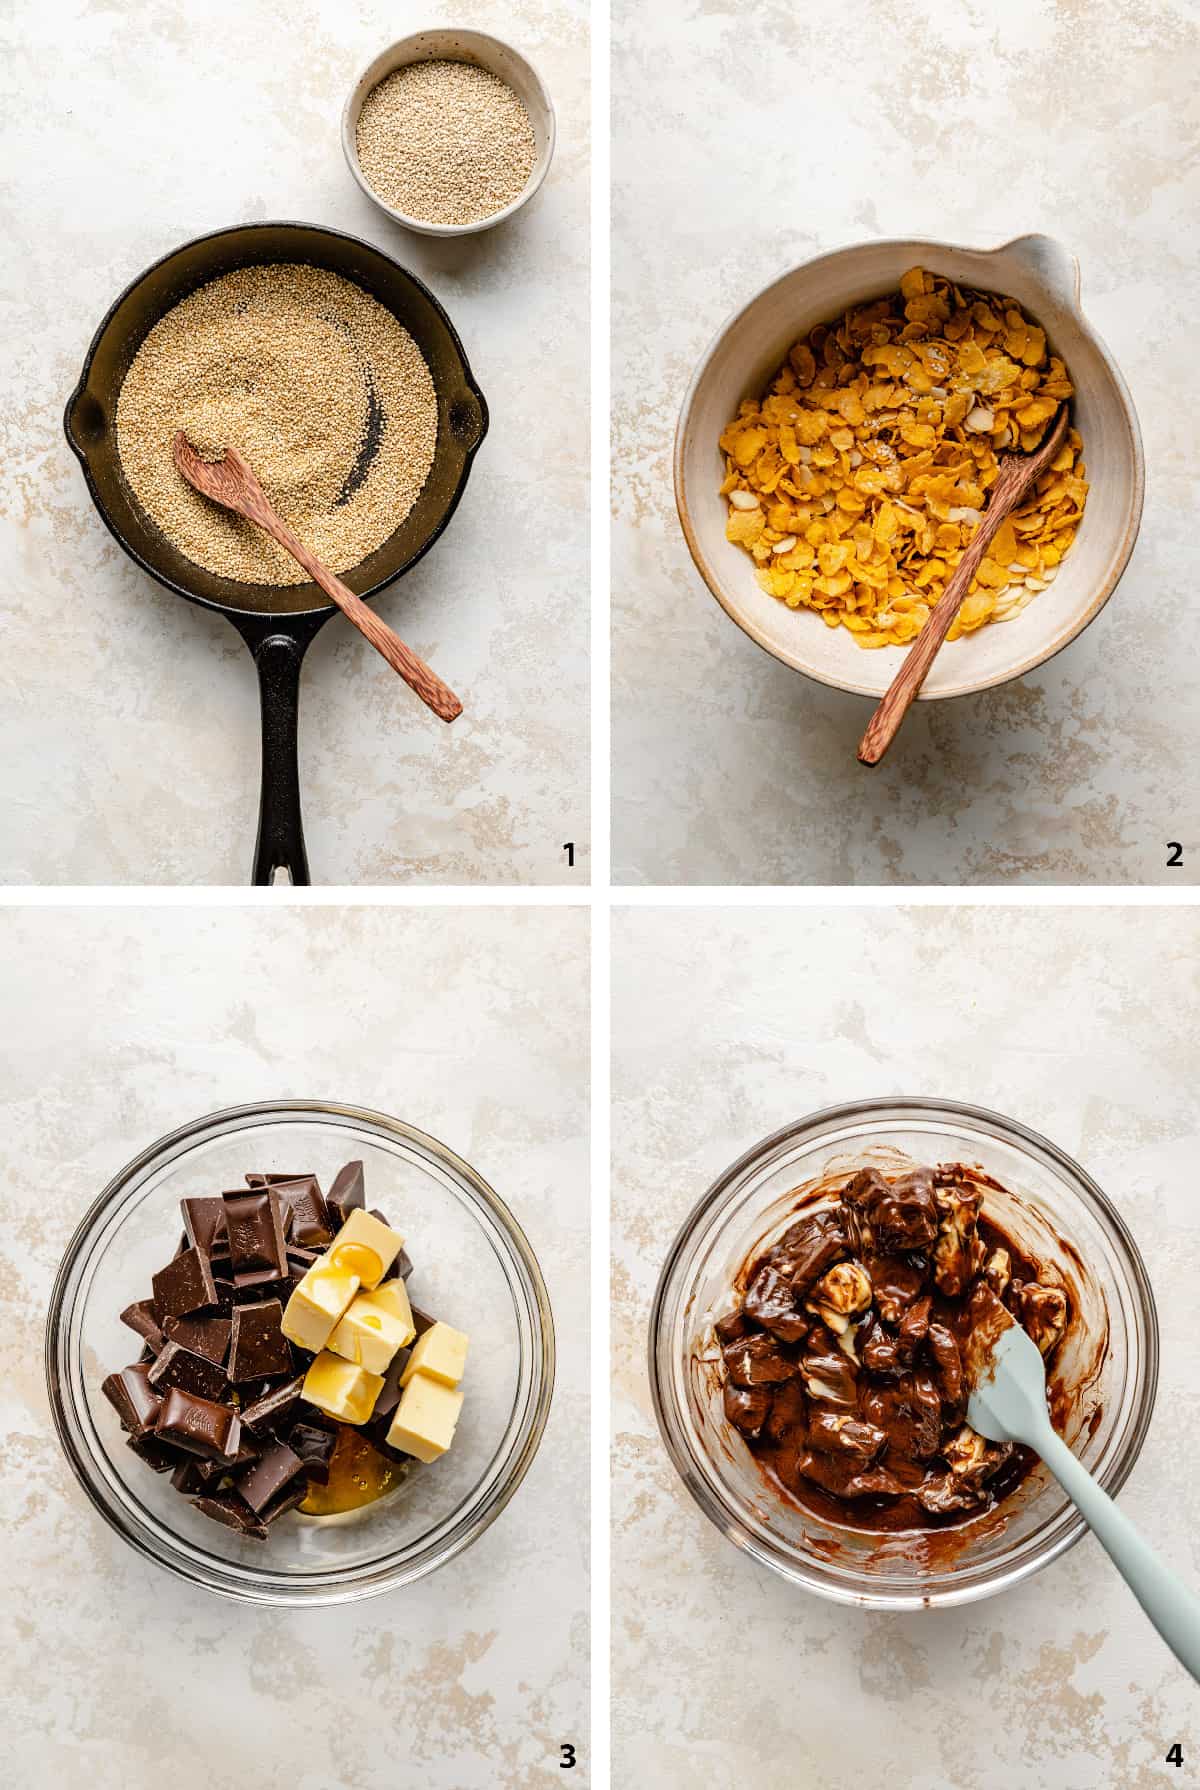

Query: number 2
[1167,842,1183,867]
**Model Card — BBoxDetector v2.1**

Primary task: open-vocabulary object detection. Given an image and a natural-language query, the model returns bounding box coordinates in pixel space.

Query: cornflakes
[718,268,1087,647]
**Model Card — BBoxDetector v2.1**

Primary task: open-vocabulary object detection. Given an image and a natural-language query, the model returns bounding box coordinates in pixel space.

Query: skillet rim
[63,218,490,623]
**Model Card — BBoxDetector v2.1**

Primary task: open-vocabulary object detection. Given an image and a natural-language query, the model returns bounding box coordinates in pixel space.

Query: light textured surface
[0,905,588,1787]
[613,905,1199,1784]
[612,0,1200,885]
[0,0,588,885]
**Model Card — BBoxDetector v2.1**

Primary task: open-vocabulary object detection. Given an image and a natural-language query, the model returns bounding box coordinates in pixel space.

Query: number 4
[1166,1742,1183,1766]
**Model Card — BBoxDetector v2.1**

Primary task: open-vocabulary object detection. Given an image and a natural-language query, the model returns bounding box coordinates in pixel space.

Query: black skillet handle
[230,616,326,886]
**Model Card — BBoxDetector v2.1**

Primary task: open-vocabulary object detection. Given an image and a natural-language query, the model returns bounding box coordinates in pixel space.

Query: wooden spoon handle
[857,472,1017,766]
[255,504,462,724]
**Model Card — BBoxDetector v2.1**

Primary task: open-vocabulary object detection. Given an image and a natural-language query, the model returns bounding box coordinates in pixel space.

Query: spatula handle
[1038,1427,1200,1684]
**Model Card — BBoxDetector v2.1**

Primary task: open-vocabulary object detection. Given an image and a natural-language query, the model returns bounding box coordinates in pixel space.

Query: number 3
[559,1743,577,1769]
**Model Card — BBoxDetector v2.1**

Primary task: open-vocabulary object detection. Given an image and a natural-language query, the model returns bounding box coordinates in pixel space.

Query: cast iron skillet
[64,221,488,885]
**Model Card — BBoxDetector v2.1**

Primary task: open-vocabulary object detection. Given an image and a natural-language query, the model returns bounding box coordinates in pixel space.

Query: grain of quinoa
[356,59,536,227]
[115,263,438,585]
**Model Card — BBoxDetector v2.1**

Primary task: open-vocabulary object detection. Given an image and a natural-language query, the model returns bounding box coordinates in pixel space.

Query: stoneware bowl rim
[674,233,1145,701]
[341,27,556,239]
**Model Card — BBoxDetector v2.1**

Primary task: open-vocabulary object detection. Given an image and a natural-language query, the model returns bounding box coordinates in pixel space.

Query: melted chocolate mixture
[718,1164,1070,1532]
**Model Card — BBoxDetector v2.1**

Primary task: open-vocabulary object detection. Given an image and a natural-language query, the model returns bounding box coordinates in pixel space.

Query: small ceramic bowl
[675,235,1145,700]
[342,29,555,238]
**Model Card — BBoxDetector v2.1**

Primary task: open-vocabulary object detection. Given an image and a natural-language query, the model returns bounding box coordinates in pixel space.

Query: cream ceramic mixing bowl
[675,235,1144,700]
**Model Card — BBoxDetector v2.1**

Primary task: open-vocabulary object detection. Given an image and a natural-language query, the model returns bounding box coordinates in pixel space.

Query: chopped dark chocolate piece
[171,1458,206,1494]
[190,1493,268,1540]
[120,1298,165,1353]
[723,1331,797,1386]
[769,1205,860,1294]
[152,1245,218,1320]
[148,1339,229,1403]
[181,1196,227,1257]
[848,1166,939,1254]
[127,1431,182,1472]
[102,1363,162,1435]
[194,1434,260,1480]
[798,1333,859,1408]
[155,1386,241,1461]
[240,1375,306,1434]
[289,1423,337,1484]
[246,1173,316,1188]
[208,1264,236,1301]
[271,1176,333,1248]
[222,1189,289,1289]
[382,1245,414,1284]
[282,1259,313,1297]
[372,1347,412,1420]
[164,1313,231,1366]
[723,1381,772,1436]
[744,1262,808,1342]
[236,1439,306,1514]
[365,1413,412,1464]
[411,1305,436,1338]
[327,1160,365,1227]
[287,1247,320,1270]
[259,1481,309,1524]
[228,1300,293,1382]
[714,1304,747,1344]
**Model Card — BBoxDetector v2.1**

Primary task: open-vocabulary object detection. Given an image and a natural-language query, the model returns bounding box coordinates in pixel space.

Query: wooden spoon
[857,404,1069,765]
[173,433,462,723]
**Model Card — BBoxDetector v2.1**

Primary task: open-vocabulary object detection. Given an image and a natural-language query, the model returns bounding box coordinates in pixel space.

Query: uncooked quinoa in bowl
[342,31,556,238]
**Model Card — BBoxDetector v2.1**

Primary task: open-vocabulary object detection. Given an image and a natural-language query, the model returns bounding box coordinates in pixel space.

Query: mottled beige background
[612,0,1200,885]
[0,0,588,885]
[613,905,1199,1784]
[0,905,588,1787]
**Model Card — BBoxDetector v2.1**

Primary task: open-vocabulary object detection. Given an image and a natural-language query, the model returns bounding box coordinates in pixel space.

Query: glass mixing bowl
[649,1097,1158,1609]
[46,1100,554,1605]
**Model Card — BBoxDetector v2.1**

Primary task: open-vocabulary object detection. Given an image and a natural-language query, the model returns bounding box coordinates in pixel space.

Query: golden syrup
[299,1424,401,1516]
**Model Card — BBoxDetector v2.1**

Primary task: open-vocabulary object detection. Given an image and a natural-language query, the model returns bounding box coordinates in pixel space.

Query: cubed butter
[326,1208,404,1291]
[367,1278,416,1342]
[328,1280,416,1375]
[400,1320,469,1389]
[280,1260,361,1353]
[386,1371,464,1463]
[301,1351,384,1425]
